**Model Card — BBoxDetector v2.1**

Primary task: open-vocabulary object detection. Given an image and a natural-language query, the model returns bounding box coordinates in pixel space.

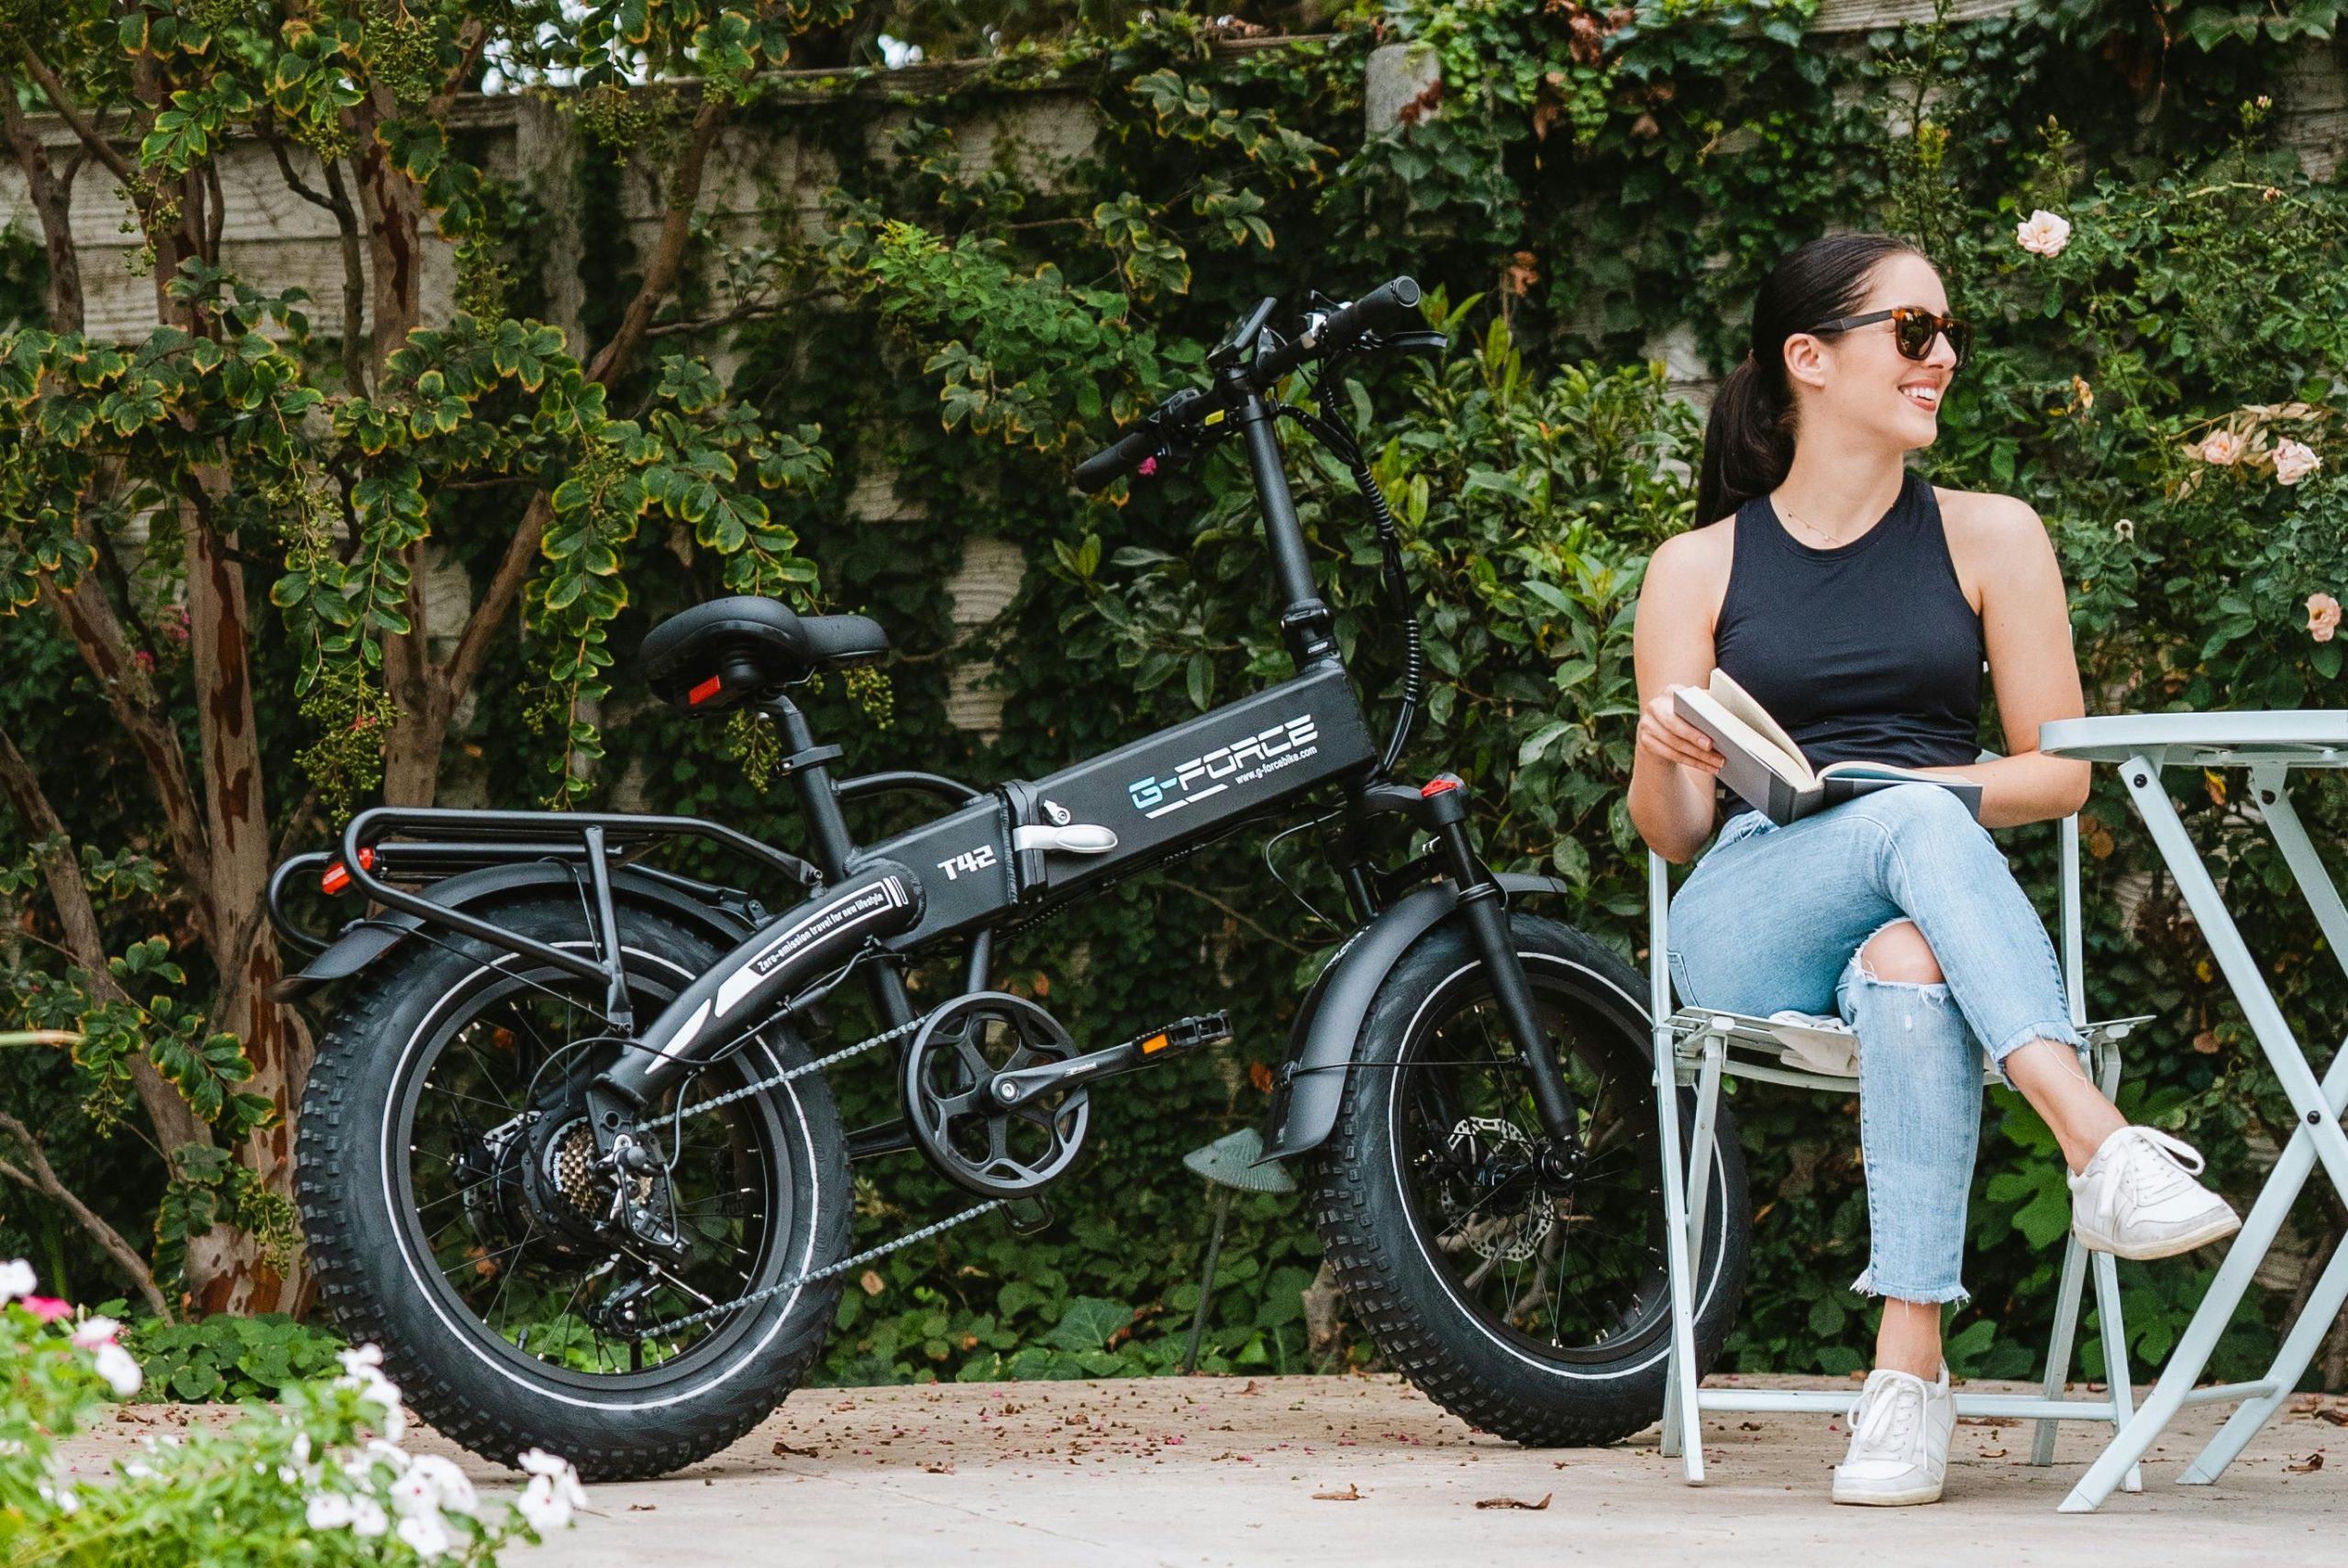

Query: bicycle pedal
[1135,1010,1233,1057]
[1002,1196,1055,1234]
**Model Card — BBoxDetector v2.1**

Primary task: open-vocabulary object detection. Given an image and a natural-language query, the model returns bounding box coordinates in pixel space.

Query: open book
[1672,669,1983,827]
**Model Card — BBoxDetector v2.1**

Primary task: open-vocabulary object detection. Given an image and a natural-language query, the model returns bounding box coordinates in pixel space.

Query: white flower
[349,1495,389,1538]
[337,1368,407,1441]
[364,1438,411,1473]
[306,1492,357,1529]
[406,1453,479,1517]
[68,1316,119,1350]
[515,1474,573,1532]
[2275,437,2322,485]
[91,1341,143,1398]
[2015,208,2072,258]
[0,1259,36,1302]
[38,1479,80,1516]
[337,1343,384,1376]
[2114,518,2135,541]
[517,1449,587,1509]
[397,1508,454,1559]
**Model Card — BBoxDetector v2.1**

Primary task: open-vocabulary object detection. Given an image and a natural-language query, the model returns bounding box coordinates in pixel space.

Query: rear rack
[267,807,821,990]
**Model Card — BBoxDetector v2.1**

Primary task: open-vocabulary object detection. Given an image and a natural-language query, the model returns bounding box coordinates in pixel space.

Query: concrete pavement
[64,1374,2345,1565]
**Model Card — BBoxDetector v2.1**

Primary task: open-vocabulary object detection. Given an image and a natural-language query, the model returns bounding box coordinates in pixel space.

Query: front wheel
[296,898,852,1480]
[1306,911,1749,1445]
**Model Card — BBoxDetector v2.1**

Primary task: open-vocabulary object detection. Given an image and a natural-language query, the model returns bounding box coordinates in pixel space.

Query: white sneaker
[2069,1126,2242,1261]
[1832,1364,1953,1507]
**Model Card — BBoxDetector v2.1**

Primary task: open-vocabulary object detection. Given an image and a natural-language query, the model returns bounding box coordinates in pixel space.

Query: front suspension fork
[1355,778,1584,1156]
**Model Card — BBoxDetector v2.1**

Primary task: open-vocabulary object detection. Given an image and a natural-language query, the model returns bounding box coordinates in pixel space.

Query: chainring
[902,992,1091,1199]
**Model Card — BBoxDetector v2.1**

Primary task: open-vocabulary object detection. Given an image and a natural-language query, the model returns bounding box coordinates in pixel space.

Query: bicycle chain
[641,1197,1004,1339]
[670,1010,929,1123]
[626,1005,989,1339]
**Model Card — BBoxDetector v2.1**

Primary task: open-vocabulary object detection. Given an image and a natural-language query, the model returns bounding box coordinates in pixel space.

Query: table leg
[2180,1174,2348,1484]
[2174,768,2348,1485]
[2060,757,2348,1512]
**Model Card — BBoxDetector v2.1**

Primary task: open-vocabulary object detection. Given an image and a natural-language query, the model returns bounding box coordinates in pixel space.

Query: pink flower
[2196,429,2244,466]
[2015,209,2072,258]
[2275,438,2321,486]
[21,1297,72,1323]
[2309,591,2341,644]
[132,649,156,672]
[1135,456,1157,478]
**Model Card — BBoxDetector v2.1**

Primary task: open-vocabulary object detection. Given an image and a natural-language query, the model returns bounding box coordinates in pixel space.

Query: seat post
[756,692,857,883]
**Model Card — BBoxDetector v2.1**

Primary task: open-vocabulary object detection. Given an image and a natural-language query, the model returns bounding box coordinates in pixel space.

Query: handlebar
[1071,277,1423,494]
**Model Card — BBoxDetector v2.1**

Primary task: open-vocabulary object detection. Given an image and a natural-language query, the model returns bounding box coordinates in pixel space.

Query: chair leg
[2030,1232,2091,1466]
[1652,1037,1706,1480]
[2088,1248,2143,1494]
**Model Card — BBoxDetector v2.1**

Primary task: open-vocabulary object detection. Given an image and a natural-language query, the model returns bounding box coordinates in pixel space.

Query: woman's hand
[1638,684,1723,778]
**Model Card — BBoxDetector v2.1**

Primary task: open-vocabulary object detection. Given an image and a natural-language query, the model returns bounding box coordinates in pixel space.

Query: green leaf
[1042,1297,1133,1353]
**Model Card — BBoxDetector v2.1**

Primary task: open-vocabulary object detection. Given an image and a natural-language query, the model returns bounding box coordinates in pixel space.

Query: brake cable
[1272,395,1425,778]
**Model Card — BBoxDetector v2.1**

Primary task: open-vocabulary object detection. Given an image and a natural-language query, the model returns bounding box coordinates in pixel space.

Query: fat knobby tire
[1306,912,1750,1446]
[296,900,852,1480]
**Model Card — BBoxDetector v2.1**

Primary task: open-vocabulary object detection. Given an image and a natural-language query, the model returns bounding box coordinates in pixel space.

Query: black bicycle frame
[271,363,1588,1163]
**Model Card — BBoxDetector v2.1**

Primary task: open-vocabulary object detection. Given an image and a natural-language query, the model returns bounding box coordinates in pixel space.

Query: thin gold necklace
[1777,498,1857,550]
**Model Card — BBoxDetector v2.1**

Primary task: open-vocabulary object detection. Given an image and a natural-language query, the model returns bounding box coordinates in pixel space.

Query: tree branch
[39,579,218,946]
[436,92,737,720]
[0,722,216,1158]
[11,43,137,187]
[260,123,370,395]
[431,19,491,117]
[440,490,550,708]
[0,79,86,333]
[585,92,731,387]
[0,1113,173,1322]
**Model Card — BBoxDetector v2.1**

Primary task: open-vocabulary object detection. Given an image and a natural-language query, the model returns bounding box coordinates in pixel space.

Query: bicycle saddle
[639,595,889,712]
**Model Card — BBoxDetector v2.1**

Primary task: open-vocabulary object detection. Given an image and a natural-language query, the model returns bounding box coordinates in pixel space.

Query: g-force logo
[936,844,999,882]
[1127,713,1321,820]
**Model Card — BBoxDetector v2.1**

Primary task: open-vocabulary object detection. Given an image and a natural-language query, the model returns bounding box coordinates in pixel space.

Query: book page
[1676,686,1815,791]
[1707,669,1812,773]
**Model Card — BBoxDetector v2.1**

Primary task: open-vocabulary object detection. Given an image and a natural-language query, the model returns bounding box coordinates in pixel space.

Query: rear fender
[1259,874,1575,1162]
[268,863,763,1002]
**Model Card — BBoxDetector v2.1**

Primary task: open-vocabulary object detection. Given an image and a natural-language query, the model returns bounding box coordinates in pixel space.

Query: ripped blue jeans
[1665,784,2082,1304]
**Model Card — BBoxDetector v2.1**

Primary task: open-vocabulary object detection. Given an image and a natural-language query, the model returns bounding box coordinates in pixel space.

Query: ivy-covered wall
[6,1,2348,1391]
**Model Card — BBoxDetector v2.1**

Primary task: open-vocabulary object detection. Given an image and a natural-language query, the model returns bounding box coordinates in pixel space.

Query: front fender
[268,863,763,1002]
[1259,874,1573,1162]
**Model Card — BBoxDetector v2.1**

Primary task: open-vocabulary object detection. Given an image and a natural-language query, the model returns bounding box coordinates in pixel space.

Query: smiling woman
[1625,234,2241,1508]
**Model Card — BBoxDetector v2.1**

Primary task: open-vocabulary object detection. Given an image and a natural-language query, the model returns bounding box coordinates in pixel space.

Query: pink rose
[2196,429,2243,466]
[2015,209,2072,258]
[2275,438,2321,486]
[2309,591,2342,644]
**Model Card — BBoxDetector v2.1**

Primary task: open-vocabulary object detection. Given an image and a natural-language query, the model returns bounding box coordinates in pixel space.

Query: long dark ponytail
[1694,234,1924,525]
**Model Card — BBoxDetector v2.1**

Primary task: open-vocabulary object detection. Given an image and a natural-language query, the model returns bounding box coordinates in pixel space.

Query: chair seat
[639,596,889,712]
[1665,1007,2152,1089]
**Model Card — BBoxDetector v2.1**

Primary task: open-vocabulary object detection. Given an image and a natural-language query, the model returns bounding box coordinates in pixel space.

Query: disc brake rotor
[1439,1116,1552,1263]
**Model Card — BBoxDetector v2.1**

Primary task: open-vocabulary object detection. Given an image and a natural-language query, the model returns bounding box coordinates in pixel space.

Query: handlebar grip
[1320,276,1423,352]
[1073,425,1162,494]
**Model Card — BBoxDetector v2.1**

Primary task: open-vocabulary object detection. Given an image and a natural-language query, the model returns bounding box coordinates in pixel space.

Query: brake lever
[1376,330,1449,357]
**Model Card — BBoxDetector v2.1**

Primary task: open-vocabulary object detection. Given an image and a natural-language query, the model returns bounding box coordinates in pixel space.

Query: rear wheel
[1307,912,1748,1444]
[297,899,851,1479]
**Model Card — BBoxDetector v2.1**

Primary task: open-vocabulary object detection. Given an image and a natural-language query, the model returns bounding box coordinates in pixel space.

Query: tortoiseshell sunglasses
[1808,305,1973,369]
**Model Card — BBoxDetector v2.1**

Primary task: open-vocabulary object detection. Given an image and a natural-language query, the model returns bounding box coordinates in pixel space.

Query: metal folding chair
[1647,804,2151,1488]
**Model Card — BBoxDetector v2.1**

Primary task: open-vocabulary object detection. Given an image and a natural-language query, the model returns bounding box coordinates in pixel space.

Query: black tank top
[1712,474,1985,772]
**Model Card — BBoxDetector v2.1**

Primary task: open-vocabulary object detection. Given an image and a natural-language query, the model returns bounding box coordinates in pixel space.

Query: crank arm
[987,1010,1233,1107]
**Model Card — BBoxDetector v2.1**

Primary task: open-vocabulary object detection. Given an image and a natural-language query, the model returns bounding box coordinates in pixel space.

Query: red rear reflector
[321,847,374,895]
[1419,777,1460,797]
[688,674,723,706]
